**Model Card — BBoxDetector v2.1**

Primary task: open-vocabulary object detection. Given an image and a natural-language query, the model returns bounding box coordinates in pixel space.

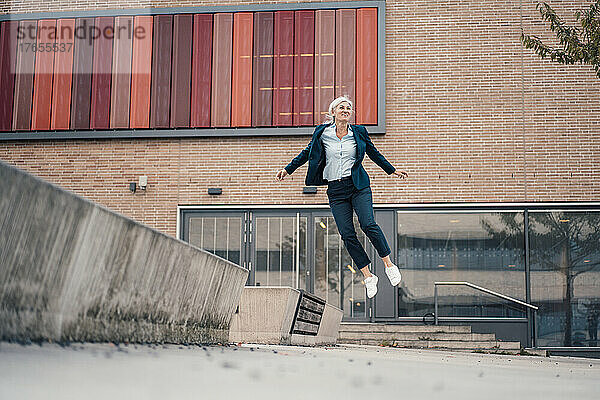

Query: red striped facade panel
[191,14,212,128]
[13,20,37,131]
[110,16,133,129]
[273,11,294,127]
[51,19,75,130]
[31,19,56,131]
[150,15,172,129]
[293,10,314,126]
[130,16,153,129]
[90,17,113,129]
[356,8,378,125]
[0,7,381,134]
[170,14,193,128]
[252,12,273,127]
[0,21,18,131]
[211,13,233,127]
[70,18,94,130]
[335,9,356,105]
[231,12,253,127]
[314,10,335,125]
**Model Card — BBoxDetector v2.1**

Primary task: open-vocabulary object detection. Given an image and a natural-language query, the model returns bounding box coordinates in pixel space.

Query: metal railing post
[533,309,537,348]
[434,284,438,325]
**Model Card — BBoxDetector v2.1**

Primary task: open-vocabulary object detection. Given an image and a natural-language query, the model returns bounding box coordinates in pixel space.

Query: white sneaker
[385,263,402,286]
[364,275,378,298]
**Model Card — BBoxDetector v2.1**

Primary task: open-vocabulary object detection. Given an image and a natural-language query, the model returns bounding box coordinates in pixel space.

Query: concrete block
[229,287,300,344]
[315,303,343,344]
[0,161,248,344]
[229,287,342,346]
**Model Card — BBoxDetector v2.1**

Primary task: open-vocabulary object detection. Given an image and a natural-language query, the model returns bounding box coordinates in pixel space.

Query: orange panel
[70,17,94,130]
[356,8,378,125]
[335,9,355,102]
[129,16,153,129]
[170,14,193,128]
[0,21,19,131]
[190,14,212,127]
[149,15,172,129]
[51,19,75,130]
[110,16,133,129]
[90,16,113,130]
[231,12,253,127]
[273,11,294,127]
[211,13,233,127]
[314,10,335,125]
[292,10,314,127]
[31,19,56,131]
[251,12,273,127]
[13,20,36,131]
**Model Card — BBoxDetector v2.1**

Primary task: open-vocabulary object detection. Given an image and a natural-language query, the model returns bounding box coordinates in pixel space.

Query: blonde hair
[324,96,353,124]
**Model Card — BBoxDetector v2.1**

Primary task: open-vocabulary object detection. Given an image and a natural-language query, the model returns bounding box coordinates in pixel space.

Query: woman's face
[334,101,353,123]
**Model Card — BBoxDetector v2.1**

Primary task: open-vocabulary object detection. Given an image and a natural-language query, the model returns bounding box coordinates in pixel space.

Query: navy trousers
[326,177,391,269]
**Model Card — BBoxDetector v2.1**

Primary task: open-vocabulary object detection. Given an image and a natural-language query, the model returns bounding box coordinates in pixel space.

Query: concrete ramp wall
[0,161,248,344]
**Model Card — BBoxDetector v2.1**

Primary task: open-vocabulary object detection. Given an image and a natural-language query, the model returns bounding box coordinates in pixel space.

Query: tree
[521,1,600,78]
[483,212,600,346]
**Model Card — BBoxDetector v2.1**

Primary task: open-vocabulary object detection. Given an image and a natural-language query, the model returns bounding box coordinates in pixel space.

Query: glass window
[188,216,243,265]
[1,5,385,139]
[314,215,368,318]
[530,211,600,347]
[396,212,526,319]
[254,216,307,288]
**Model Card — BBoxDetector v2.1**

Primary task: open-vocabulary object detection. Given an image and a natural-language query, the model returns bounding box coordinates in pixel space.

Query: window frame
[0,1,387,141]
[179,202,600,348]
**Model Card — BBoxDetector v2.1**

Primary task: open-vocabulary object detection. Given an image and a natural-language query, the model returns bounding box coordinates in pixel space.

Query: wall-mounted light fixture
[139,176,148,190]
[208,188,222,195]
[129,176,148,193]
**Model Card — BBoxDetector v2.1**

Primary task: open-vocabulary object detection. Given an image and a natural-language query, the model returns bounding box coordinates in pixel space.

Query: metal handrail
[434,281,538,326]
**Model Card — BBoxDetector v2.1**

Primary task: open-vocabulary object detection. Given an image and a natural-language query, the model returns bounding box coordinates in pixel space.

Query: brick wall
[1,0,599,237]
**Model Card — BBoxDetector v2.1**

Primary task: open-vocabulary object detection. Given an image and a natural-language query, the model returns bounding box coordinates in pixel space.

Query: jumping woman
[275,96,409,298]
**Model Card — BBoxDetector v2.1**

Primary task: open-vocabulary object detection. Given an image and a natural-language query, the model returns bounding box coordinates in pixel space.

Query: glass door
[180,209,375,321]
[181,210,249,271]
[313,213,371,320]
[250,211,308,289]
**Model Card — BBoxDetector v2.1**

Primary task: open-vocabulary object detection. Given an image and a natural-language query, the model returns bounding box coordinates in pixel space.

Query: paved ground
[0,342,598,400]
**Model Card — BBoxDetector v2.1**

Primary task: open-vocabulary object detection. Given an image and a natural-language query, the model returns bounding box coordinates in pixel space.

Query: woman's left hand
[392,169,409,179]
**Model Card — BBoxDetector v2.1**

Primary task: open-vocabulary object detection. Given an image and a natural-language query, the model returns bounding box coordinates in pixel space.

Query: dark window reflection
[530,211,600,347]
[189,217,242,265]
[314,216,367,318]
[254,216,307,288]
[396,212,526,319]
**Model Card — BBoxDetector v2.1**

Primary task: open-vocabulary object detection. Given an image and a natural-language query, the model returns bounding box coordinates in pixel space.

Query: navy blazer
[284,124,396,190]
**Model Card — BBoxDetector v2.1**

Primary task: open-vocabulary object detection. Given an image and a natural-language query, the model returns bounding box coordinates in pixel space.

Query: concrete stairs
[337,323,522,354]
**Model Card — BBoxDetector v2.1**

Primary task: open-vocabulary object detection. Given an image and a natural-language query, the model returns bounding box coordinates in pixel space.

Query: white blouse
[321,124,357,182]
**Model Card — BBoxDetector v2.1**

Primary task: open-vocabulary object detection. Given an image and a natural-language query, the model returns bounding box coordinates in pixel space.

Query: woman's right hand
[275,169,288,181]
